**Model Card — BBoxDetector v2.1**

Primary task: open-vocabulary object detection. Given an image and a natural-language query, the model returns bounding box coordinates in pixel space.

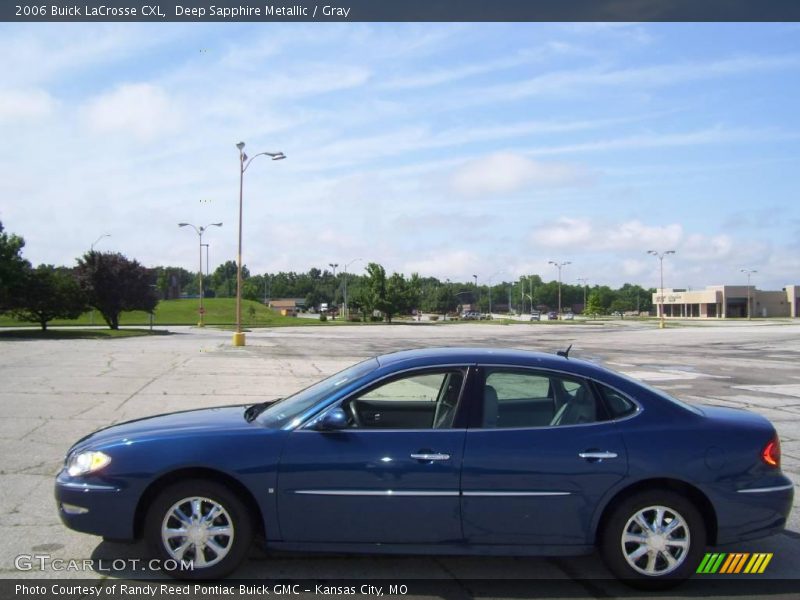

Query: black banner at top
[3,0,800,23]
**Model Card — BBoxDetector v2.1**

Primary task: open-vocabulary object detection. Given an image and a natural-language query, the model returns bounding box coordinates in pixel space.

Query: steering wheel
[345,400,363,428]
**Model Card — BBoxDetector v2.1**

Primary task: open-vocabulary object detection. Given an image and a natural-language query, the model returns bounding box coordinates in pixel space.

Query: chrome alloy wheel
[621,505,690,576]
[161,496,234,568]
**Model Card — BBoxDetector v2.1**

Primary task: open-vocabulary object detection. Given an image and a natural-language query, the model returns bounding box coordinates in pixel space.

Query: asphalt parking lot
[1,320,799,598]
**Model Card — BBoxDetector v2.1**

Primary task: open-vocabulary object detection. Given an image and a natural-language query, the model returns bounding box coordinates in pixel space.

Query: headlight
[67,451,111,477]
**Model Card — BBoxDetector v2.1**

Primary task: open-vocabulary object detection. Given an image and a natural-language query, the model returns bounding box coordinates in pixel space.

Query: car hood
[71,405,257,451]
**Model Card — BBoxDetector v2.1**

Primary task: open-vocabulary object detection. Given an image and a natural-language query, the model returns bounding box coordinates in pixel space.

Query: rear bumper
[710,477,794,545]
[55,471,137,541]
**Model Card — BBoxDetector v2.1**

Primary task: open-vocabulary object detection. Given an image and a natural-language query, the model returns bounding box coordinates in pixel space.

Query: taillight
[761,435,781,467]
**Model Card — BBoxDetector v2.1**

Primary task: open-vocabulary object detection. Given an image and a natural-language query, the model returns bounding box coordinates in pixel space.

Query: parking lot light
[741,268,757,320]
[548,261,571,317]
[179,222,222,327]
[233,141,285,346]
[647,250,676,328]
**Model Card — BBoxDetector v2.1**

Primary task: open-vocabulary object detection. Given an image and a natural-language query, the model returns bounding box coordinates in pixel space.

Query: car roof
[375,347,607,376]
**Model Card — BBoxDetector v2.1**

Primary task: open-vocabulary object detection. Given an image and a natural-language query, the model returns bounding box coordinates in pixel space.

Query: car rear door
[277,367,470,544]
[460,366,628,546]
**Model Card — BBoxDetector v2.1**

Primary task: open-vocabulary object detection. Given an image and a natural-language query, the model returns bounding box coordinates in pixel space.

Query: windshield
[256,358,379,428]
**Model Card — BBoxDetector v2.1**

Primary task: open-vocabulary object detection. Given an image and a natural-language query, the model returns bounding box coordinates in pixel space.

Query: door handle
[410,453,450,461]
[578,451,618,460]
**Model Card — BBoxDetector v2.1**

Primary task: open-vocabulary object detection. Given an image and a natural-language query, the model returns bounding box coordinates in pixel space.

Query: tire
[599,489,706,589]
[145,479,253,580]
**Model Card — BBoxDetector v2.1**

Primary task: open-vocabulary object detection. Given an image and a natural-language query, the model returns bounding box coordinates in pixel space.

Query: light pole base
[232,332,246,346]
[197,322,205,328]
[659,320,666,329]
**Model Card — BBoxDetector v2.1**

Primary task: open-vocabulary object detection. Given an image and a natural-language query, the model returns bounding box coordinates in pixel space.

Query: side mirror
[314,407,348,431]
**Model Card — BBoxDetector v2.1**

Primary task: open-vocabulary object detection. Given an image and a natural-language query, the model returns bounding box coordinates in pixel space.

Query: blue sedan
[56,348,793,586]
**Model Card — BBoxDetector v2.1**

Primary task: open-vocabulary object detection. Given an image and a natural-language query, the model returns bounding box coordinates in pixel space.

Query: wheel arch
[133,467,266,542]
[594,478,718,545]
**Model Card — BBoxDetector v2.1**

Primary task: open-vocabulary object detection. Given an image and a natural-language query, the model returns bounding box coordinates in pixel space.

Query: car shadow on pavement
[88,534,800,598]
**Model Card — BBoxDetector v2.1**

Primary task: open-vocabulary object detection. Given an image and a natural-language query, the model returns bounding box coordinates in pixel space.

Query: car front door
[277,367,469,544]
[460,367,629,546]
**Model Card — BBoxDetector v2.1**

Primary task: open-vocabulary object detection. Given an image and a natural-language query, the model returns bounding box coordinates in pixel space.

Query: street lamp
[548,261,571,316]
[647,250,675,329]
[201,243,209,277]
[342,258,362,321]
[487,270,504,317]
[328,263,339,316]
[741,268,757,320]
[577,278,588,315]
[234,141,286,346]
[472,274,478,312]
[179,222,222,327]
[90,233,110,252]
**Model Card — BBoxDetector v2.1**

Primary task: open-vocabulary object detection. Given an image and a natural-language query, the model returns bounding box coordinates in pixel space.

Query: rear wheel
[600,490,706,589]
[145,479,253,580]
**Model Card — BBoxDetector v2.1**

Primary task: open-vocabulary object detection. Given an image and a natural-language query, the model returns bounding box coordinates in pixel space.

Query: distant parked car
[562,312,574,320]
[530,311,541,321]
[461,311,480,320]
[547,311,558,320]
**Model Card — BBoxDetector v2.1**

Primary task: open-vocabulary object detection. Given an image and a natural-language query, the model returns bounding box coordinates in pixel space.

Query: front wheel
[145,479,253,580]
[599,490,706,589]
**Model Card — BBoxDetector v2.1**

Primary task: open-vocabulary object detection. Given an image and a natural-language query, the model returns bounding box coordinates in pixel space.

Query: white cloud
[83,83,180,142]
[450,152,591,196]
[531,218,683,252]
[402,250,481,281]
[0,88,56,121]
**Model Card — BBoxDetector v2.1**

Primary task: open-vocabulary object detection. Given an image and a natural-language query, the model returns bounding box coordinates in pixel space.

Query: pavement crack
[116,357,191,410]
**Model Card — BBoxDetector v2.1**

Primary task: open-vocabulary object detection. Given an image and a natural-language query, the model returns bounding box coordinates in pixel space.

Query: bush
[429,315,439,321]
[319,313,327,322]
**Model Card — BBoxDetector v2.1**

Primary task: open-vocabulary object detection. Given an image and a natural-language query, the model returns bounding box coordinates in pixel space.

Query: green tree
[364,262,392,320]
[76,251,159,329]
[212,260,249,297]
[0,221,31,312]
[585,290,604,315]
[12,265,88,330]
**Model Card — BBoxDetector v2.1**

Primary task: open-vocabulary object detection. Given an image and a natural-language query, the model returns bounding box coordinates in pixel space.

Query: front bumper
[55,471,137,540]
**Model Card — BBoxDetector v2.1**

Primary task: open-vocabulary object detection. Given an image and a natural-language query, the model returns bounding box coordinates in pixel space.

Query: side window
[344,370,465,429]
[598,384,638,419]
[483,370,603,428]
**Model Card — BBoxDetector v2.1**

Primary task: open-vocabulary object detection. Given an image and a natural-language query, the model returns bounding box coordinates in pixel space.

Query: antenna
[557,344,573,359]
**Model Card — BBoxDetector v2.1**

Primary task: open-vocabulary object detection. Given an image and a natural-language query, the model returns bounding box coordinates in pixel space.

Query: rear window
[598,384,638,419]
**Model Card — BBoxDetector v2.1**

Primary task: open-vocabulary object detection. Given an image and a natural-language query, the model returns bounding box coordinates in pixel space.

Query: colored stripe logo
[696,553,773,574]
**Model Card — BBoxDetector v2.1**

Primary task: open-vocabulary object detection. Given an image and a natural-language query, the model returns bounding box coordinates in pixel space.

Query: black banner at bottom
[4,578,800,600]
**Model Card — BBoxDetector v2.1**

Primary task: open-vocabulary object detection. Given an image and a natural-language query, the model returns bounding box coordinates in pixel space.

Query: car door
[461,367,628,546]
[277,367,469,543]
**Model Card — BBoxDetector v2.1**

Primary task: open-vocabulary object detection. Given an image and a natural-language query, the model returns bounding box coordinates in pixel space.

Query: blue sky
[1,22,798,290]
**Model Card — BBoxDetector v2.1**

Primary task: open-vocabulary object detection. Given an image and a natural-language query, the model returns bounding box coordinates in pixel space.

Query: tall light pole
[577,278,588,314]
[741,268,757,320]
[487,270,504,316]
[201,243,209,277]
[548,261,571,316]
[342,258,362,321]
[90,234,110,252]
[234,141,285,346]
[179,222,222,327]
[647,250,675,329]
[472,274,478,311]
[329,263,339,315]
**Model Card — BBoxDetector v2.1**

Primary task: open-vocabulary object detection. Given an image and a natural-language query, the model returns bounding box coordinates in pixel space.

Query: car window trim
[297,363,474,431]
[472,363,642,431]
